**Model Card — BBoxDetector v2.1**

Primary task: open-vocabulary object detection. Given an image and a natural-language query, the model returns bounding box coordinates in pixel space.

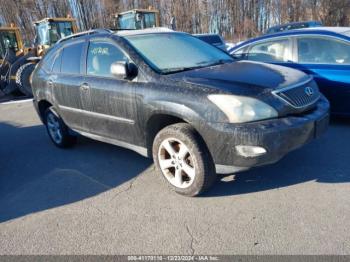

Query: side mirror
[110,61,138,80]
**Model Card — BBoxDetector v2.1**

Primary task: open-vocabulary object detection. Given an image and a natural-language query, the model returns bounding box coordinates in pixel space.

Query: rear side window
[297,37,350,64]
[61,42,84,74]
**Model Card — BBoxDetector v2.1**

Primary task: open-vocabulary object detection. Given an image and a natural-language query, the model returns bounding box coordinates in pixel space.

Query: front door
[81,38,137,143]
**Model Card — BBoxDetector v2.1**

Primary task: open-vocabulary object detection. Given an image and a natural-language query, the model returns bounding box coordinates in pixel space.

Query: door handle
[80,83,90,91]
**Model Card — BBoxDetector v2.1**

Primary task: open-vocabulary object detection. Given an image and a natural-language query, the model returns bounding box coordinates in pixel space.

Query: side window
[87,41,128,78]
[247,39,291,62]
[231,47,248,60]
[52,50,62,73]
[61,42,84,74]
[297,37,350,64]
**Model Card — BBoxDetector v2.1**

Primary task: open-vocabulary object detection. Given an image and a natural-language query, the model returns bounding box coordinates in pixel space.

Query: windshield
[125,33,234,74]
[0,30,19,57]
[36,21,74,45]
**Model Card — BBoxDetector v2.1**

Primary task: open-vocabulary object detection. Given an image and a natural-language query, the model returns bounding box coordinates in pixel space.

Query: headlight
[208,94,278,123]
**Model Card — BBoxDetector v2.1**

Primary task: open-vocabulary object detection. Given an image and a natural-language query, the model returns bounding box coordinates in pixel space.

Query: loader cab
[34,18,77,47]
[115,9,160,30]
[0,27,23,58]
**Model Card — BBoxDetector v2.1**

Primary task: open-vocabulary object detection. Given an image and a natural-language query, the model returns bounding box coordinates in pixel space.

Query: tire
[44,107,77,148]
[16,63,35,97]
[152,123,216,196]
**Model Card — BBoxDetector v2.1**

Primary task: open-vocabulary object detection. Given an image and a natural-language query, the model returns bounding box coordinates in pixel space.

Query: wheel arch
[37,100,53,123]
[145,111,207,158]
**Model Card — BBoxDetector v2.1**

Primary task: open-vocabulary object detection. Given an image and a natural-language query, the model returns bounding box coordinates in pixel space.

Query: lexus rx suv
[31,28,329,196]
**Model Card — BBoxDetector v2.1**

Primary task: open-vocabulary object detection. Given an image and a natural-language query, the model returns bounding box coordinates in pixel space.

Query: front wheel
[153,123,216,196]
[44,107,77,148]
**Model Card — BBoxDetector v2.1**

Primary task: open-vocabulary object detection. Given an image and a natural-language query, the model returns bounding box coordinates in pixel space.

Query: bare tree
[0,0,349,44]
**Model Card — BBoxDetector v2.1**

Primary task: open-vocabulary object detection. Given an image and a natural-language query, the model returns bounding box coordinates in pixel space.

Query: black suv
[32,28,329,196]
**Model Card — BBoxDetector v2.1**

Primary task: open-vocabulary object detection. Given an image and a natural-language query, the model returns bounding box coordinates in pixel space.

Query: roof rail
[56,29,112,44]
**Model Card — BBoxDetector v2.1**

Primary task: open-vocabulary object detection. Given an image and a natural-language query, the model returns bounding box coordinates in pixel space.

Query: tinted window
[247,39,290,62]
[52,51,62,73]
[87,41,128,77]
[297,37,350,64]
[61,42,84,74]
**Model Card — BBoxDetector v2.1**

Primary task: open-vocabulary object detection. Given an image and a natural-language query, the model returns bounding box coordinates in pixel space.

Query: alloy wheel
[158,138,196,189]
[47,112,63,144]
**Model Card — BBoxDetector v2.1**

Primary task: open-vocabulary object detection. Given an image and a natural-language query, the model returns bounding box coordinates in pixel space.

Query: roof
[194,33,221,37]
[116,9,159,17]
[34,17,76,25]
[0,27,20,31]
[54,27,174,46]
[116,27,174,36]
[268,20,321,29]
[56,29,112,44]
[290,26,350,34]
[229,26,350,53]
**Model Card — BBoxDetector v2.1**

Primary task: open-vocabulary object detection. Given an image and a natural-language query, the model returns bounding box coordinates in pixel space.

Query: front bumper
[201,96,330,173]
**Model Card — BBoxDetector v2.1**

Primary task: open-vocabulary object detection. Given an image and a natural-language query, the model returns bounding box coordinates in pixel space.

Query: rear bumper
[201,96,330,173]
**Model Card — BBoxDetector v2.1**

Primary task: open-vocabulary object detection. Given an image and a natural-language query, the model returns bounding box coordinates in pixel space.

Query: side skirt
[73,129,149,158]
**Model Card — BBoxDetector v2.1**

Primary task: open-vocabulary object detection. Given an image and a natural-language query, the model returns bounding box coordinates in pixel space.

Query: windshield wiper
[161,66,200,74]
[161,59,234,74]
[206,59,233,67]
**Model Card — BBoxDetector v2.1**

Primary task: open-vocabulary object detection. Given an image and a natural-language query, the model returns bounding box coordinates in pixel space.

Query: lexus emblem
[305,86,314,97]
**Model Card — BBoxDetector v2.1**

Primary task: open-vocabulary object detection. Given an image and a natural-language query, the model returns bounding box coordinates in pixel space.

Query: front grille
[272,80,320,108]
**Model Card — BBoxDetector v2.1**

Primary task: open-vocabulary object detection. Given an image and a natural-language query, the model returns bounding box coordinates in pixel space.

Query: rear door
[81,38,137,143]
[290,35,350,114]
[51,40,88,130]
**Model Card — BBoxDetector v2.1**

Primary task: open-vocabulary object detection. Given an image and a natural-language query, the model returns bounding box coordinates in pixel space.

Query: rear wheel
[153,123,216,196]
[16,63,35,97]
[44,107,77,148]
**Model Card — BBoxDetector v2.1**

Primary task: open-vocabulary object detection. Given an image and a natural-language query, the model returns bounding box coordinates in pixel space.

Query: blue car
[229,27,350,116]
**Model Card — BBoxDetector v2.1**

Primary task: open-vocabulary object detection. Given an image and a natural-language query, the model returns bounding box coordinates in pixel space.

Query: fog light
[235,145,267,157]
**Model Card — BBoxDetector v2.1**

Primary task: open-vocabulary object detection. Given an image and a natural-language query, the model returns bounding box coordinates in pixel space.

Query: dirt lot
[0,99,349,255]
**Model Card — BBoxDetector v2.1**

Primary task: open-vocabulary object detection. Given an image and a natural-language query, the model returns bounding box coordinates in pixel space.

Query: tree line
[0,0,349,44]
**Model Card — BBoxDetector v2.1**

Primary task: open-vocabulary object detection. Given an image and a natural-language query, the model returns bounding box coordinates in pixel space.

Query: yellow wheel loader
[15,17,78,96]
[0,25,29,95]
[115,8,161,30]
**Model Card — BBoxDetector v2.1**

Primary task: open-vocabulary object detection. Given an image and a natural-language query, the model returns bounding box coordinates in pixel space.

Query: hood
[169,61,310,96]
